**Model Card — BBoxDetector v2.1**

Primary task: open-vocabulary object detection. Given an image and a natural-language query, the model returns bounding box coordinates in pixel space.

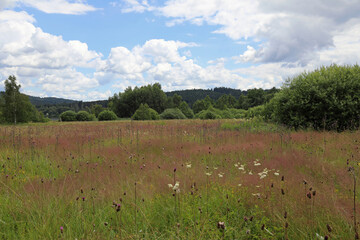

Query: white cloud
[0,10,103,100]
[122,0,360,66]
[95,39,254,92]
[1,0,98,14]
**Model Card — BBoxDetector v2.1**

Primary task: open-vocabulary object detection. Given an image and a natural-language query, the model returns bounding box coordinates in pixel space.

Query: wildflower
[186,163,191,168]
[214,167,218,170]
[217,222,225,230]
[248,171,253,175]
[234,163,239,168]
[205,172,212,176]
[218,172,224,178]
[274,172,280,176]
[238,183,242,187]
[60,226,64,234]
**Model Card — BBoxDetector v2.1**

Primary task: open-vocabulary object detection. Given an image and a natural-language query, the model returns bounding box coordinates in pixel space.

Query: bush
[60,110,77,122]
[98,110,117,121]
[132,104,160,120]
[229,108,246,119]
[179,101,194,119]
[160,108,187,119]
[245,105,265,119]
[195,107,222,119]
[267,64,360,130]
[76,111,94,121]
[219,109,235,119]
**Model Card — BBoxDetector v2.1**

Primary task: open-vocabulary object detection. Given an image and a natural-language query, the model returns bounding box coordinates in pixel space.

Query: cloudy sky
[0,0,360,100]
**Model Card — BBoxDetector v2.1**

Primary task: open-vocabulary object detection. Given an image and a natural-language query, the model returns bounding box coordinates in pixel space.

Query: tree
[109,83,167,118]
[267,64,360,130]
[1,75,40,124]
[179,101,194,119]
[89,104,104,118]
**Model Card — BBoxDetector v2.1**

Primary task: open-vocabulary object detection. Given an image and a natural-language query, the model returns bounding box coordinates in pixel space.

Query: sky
[0,0,360,101]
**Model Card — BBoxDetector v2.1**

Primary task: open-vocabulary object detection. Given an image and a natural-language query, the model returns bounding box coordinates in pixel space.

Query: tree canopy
[0,75,46,124]
[266,64,360,130]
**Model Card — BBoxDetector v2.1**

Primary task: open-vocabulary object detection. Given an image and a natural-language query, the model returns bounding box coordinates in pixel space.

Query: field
[0,119,359,239]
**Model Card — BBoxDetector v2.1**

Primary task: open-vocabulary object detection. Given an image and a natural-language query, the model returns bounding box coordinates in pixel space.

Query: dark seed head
[307,192,312,199]
[284,211,287,219]
[326,224,332,233]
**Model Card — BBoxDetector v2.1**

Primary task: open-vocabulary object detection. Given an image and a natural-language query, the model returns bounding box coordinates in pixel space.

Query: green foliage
[215,94,237,110]
[132,104,160,120]
[178,101,194,119]
[245,105,265,119]
[195,107,222,119]
[1,75,44,124]
[89,104,104,118]
[76,111,94,121]
[192,95,214,114]
[160,108,187,119]
[60,110,77,122]
[98,110,117,121]
[228,108,247,119]
[109,83,167,118]
[267,64,360,130]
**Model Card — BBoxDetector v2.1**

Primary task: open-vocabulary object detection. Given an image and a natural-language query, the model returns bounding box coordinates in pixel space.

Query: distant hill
[26,95,77,106]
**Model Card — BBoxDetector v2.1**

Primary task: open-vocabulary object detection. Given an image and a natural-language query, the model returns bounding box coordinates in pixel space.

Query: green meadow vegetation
[0,64,359,239]
[0,120,359,239]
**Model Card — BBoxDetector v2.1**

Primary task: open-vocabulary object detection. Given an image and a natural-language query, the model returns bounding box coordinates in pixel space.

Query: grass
[0,119,359,239]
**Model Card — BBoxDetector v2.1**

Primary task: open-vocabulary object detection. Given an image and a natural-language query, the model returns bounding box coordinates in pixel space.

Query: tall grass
[0,120,359,239]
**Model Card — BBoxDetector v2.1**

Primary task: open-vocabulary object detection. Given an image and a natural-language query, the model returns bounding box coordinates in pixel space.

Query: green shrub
[219,109,235,119]
[160,108,187,119]
[267,64,360,130]
[60,110,77,122]
[76,111,94,121]
[195,107,222,119]
[179,101,194,119]
[132,104,160,120]
[245,105,265,119]
[98,110,117,121]
[229,108,246,119]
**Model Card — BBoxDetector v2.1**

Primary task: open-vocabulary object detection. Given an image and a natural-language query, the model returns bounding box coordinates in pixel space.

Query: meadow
[0,119,359,239]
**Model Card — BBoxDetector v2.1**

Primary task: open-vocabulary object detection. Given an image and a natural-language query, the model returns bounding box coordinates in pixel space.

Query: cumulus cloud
[95,39,253,92]
[122,0,360,65]
[0,10,102,100]
[0,0,98,14]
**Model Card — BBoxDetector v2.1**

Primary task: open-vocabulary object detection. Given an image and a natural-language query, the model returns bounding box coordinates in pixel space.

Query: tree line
[2,64,358,131]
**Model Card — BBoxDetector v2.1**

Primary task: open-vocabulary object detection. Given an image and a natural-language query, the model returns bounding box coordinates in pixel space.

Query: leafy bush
[179,101,194,119]
[60,110,77,122]
[219,109,235,119]
[132,104,160,120]
[245,105,265,119]
[98,110,117,121]
[195,107,222,119]
[267,64,360,130]
[229,108,247,119]
[76,111,94,121]
[160,108,187,119]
